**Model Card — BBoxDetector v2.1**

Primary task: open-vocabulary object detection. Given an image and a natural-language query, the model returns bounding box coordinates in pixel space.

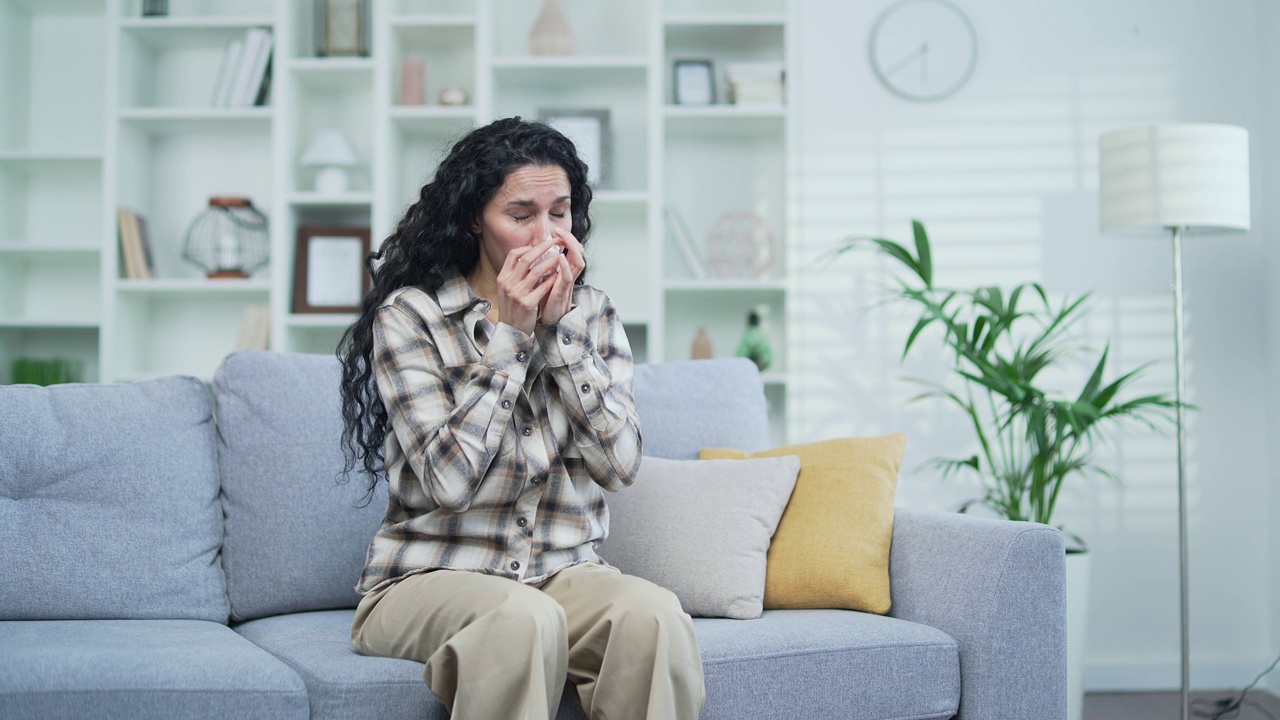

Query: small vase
[529,0,574,56]
[691,328,713,360]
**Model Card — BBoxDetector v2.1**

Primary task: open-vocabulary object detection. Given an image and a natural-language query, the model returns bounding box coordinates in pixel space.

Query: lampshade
[299,128,359,167]
[1099,123,1250,234]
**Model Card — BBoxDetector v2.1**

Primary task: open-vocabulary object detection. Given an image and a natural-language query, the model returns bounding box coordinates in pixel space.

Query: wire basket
[182,197,270,278]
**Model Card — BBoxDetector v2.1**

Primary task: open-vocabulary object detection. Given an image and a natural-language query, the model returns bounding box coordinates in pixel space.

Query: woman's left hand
[539,226,585,325]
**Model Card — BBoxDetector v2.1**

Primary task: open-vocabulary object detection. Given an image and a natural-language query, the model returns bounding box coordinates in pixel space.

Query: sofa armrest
[888,507,1066,720]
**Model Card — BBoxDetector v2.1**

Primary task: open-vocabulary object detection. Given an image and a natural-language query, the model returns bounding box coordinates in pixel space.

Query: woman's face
[473,163,573,271]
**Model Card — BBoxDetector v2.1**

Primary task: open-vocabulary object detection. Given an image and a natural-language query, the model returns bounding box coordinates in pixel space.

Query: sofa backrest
[212,351,771,621]
[0,377,229,622]
[633,357,771,458]
[214,350,384,622]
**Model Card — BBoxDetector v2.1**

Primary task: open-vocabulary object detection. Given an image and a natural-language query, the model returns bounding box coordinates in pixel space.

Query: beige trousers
[351,562,705,720]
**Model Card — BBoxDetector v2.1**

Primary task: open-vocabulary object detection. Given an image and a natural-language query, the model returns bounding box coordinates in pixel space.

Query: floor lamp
[1098,123,1251,720]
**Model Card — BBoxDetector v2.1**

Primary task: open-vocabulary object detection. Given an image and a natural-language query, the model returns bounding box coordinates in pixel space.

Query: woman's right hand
[495,240,560,336]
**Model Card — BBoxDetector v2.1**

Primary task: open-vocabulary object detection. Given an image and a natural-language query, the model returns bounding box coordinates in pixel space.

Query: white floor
[1085,690,1280,720]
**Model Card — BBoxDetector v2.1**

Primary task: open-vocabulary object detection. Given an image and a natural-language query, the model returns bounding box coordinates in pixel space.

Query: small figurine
[438,84,468,106]
[735,307,772,371]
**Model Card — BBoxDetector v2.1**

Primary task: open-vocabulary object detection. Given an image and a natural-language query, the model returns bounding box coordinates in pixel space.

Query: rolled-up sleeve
[537,292,642,491]
[373,303,534,511]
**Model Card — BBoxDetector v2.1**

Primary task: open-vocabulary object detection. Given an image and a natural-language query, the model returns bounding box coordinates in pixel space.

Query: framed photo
[293,226,371,314]
[314,0,369,57]
[673,59,715,105]
[538,108,611,188]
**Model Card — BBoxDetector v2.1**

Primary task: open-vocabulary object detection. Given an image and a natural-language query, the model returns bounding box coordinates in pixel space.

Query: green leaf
[912,219,933,288]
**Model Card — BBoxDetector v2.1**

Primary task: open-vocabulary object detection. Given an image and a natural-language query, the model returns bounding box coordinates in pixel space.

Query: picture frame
[293,226,371,314]
[537,108,611,188]
[314,0,369,57]
[673,59,715,105]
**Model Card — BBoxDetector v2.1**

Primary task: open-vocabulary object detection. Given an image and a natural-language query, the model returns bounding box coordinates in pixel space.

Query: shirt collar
[436,271,490,317]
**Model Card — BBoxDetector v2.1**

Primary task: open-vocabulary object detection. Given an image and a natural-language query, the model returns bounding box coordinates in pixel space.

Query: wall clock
[869,0,978,102]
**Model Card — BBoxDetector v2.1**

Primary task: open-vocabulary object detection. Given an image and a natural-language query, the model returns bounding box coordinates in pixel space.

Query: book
[234,304,271,351]
[238,28,273,106]
[117,208,145,280]
[135,213,155,279]
[228,28,270,107]
[211,38,244,106]
[664,206,707,279]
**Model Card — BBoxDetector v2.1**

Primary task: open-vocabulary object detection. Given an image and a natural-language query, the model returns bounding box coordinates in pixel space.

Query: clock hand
[883,42,928,79]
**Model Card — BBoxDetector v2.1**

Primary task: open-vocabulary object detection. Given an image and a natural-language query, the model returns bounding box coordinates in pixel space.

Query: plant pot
[1065,548,1091,720]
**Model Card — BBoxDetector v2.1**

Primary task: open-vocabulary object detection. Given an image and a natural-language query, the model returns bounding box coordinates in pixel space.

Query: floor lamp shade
[1099,123,1250,233]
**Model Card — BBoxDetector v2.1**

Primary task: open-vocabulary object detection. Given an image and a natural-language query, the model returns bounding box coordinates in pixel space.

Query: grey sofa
[0,350,1066,720]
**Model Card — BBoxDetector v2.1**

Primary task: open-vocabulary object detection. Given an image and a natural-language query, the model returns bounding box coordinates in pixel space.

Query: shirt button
[516,351,528,362]
[531,476,543,485]
[501,399,512,409]
[510,560,521,571]
[523,427,533,437]
[562,335,571,345]
[517,517,528,528]
[579,383,590,393]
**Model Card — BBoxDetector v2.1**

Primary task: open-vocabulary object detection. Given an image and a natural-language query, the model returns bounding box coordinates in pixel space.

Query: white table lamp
[300,128,359,195]
[1098,123,1250,720]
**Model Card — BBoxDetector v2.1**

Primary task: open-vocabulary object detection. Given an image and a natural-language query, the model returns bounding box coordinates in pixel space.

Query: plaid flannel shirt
[356,272,643,594]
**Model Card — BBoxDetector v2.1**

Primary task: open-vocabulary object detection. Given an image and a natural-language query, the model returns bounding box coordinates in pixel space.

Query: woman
[337,118,704,720]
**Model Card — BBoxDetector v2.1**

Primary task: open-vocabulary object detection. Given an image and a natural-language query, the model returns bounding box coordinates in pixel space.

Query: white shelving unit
[0,0,794,441]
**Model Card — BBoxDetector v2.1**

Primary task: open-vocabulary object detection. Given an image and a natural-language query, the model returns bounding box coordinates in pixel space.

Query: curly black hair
[337,117,594,499]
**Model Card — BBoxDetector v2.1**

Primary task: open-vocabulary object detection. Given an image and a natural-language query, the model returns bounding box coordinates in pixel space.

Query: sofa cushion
[697,610,959,720]
[702,434,905,614]
[236,608,959,720]
[213,350,385,622]
[0,377,228,622]
[234,610,587,720]
[632,358,771,459]
[0,619,308,720]
[601,455,799,619]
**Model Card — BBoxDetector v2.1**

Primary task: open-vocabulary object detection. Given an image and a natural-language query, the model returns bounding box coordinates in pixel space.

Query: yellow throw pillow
[701,434,905,614]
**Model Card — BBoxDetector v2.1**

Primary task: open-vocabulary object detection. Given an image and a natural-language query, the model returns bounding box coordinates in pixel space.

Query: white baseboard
[1086,658,1278,692]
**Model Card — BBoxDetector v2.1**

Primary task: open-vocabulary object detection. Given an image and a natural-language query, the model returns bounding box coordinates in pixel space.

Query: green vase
[735,310,772,371]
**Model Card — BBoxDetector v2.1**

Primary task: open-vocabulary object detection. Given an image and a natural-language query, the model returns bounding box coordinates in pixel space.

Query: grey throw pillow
[601,455,800,619]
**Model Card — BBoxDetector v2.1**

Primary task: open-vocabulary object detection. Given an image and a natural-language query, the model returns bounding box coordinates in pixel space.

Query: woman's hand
[539,227,585,325]
[496,240,560,335]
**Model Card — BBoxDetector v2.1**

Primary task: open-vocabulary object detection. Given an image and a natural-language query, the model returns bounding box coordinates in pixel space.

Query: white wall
[1261,0,1280,699]
[793,0,1272,691]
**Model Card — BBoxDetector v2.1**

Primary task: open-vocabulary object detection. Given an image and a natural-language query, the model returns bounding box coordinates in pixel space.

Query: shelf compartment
[393,0,477,17]
[0,252,101,323]
[288,66,373,194]
[493,65,649,194]
[0,325,100,384]
[0,156,102,246]
[116,278,271,294]
[490,0,649,58]
[110,291,266,383]
[663,23,784,106]
[584,201,650,327]
[115,121,272,279]
[662,289,785,372]
[389,19,476,110]
[290,58,374,93]
[118,18,275,110]
[0,1,106,152]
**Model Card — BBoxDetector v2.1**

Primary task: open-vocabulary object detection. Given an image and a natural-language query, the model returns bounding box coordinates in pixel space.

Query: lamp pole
[1171,225,1190,720]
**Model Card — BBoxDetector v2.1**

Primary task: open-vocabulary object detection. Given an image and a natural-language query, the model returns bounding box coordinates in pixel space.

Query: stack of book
[726,61,785,106]
[117,208,155,280]
[211,27,274,107]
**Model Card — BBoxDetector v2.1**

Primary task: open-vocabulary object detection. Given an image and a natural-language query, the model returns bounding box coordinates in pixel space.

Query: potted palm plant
[832,220,1176,720]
